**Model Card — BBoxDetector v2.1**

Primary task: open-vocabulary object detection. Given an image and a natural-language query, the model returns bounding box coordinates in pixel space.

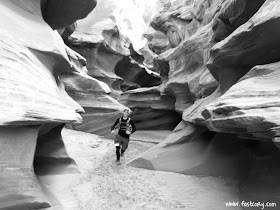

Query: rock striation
[0,0,96,209]
[130,0,280,203]
[131,0,270,169]
[204,62,280,141]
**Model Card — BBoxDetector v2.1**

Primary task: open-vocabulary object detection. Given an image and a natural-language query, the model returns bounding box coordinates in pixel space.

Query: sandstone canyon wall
[0,0,100,209]
[130,0,280,203]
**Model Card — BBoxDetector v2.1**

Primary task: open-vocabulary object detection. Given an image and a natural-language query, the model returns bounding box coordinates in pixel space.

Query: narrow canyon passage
[41,129,241,210]
[2,0,280,209]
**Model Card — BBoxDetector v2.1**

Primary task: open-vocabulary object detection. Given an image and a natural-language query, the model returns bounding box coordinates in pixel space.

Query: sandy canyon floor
[42,129,241,210]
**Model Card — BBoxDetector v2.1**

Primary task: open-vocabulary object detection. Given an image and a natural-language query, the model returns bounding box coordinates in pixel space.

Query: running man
[111,109,136,165]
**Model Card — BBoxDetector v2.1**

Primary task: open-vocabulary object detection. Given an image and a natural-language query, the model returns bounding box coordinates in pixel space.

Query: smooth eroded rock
[0,126,52,209]
[203,62,280,141]
[0,0,83,126]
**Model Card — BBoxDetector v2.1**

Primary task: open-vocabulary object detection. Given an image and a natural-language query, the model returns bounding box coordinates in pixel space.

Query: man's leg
[120,149,125,157]
[121,137,129,156]
[114,135,122,163]
[116,146,121,161]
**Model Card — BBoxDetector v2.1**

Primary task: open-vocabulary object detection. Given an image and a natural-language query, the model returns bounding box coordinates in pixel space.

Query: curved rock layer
[0,0,94,209]
[212,0,266,42]
[68,29,162,100]
[0,0,83,126]
[184,0,273,123]
[147,0,267,123]
[115,57,162,91]
[34,124,81,209]
[208,0,279,90]
[204,62,280,141]
[35,123,79,176]
[66,20,133,100]
[66,42,124,99]
[60,71,128,135]
[119,87,181,130]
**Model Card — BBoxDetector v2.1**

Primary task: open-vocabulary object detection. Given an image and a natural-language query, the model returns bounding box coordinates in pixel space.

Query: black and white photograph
[0,0,279,209]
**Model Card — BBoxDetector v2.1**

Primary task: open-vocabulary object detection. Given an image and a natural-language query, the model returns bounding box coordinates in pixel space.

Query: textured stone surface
[207,0,278,91]
[145,28,169,55]
[151,0,220,113]
[0,0,84,126]
[182,0,268,124]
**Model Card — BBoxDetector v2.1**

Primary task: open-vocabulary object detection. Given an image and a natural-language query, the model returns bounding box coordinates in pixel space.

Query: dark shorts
[114,134,129,150]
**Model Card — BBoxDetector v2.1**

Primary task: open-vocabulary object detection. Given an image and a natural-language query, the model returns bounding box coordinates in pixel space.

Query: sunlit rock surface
[0,1,83,126]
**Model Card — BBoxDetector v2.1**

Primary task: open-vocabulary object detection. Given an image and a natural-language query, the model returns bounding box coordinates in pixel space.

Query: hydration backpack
[115,117,132,132]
